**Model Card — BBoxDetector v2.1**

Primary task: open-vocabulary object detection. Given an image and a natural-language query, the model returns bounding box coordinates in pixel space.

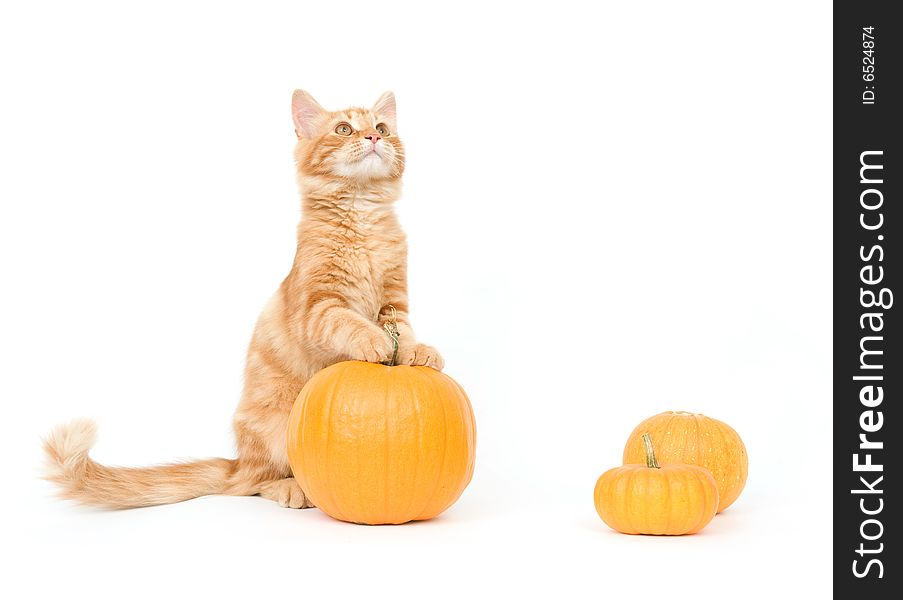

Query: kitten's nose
[364,133,381,145]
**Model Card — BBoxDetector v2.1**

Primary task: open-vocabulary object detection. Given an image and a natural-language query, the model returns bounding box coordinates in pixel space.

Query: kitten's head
[291,90,404,182]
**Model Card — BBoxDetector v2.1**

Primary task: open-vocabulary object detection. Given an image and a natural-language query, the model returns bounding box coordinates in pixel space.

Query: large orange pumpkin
[623,411,748,512]
[594,434,719,535]
[286,360,476,525]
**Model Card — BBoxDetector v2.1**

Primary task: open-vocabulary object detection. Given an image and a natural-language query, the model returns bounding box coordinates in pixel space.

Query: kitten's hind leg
[222,460,314,509]
[259,477,314,509]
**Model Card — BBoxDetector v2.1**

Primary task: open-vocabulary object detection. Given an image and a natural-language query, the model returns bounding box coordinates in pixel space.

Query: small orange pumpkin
[286,360,476,525]
[594,434,719,535]
[623,411,748,512]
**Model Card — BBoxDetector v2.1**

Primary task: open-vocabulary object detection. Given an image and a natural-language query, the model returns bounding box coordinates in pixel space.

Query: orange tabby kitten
[43,90,443,509]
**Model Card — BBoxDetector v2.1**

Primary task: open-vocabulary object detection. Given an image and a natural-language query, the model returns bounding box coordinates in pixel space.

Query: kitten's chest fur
[297,200,403,320]
[328,216,391,317]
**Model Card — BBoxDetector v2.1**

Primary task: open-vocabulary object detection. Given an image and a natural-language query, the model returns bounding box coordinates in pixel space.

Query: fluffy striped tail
[42,419,237,509]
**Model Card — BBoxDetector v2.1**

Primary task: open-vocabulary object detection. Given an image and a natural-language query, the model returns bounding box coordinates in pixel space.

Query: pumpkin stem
[642,433,660,469]
[382,305,400,367]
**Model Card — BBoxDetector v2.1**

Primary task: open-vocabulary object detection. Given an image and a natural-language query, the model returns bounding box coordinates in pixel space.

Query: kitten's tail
[42,419,238,509]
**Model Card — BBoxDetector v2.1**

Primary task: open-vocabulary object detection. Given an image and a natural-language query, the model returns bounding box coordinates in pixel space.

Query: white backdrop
[0,1,831,598]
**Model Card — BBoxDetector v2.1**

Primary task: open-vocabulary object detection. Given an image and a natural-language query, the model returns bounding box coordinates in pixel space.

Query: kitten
[43,90,443,509]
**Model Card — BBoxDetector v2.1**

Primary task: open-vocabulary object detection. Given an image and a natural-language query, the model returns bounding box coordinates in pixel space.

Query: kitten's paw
[260,478,315,509]
[397,343,444,370]
[349,328,393,364]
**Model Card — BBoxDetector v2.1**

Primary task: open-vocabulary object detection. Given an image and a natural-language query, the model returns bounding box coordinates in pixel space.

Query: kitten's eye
[335,123,353,136]
[376,123,390,136]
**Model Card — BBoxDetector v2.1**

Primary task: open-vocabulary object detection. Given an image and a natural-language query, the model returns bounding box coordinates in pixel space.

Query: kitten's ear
[372,91,397,130]
[292,89,325,139]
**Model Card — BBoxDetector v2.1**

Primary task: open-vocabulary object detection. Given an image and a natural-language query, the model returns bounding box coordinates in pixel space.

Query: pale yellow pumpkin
[623,411,748,512]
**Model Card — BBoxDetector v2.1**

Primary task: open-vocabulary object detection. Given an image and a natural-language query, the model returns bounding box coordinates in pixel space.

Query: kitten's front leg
[305,296,393,364]
[397,342,444,370]
[379,306,444,370]
[348,322,396,364]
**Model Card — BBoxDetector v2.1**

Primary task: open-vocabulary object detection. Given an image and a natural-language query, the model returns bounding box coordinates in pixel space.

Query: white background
[0,1,831,598]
